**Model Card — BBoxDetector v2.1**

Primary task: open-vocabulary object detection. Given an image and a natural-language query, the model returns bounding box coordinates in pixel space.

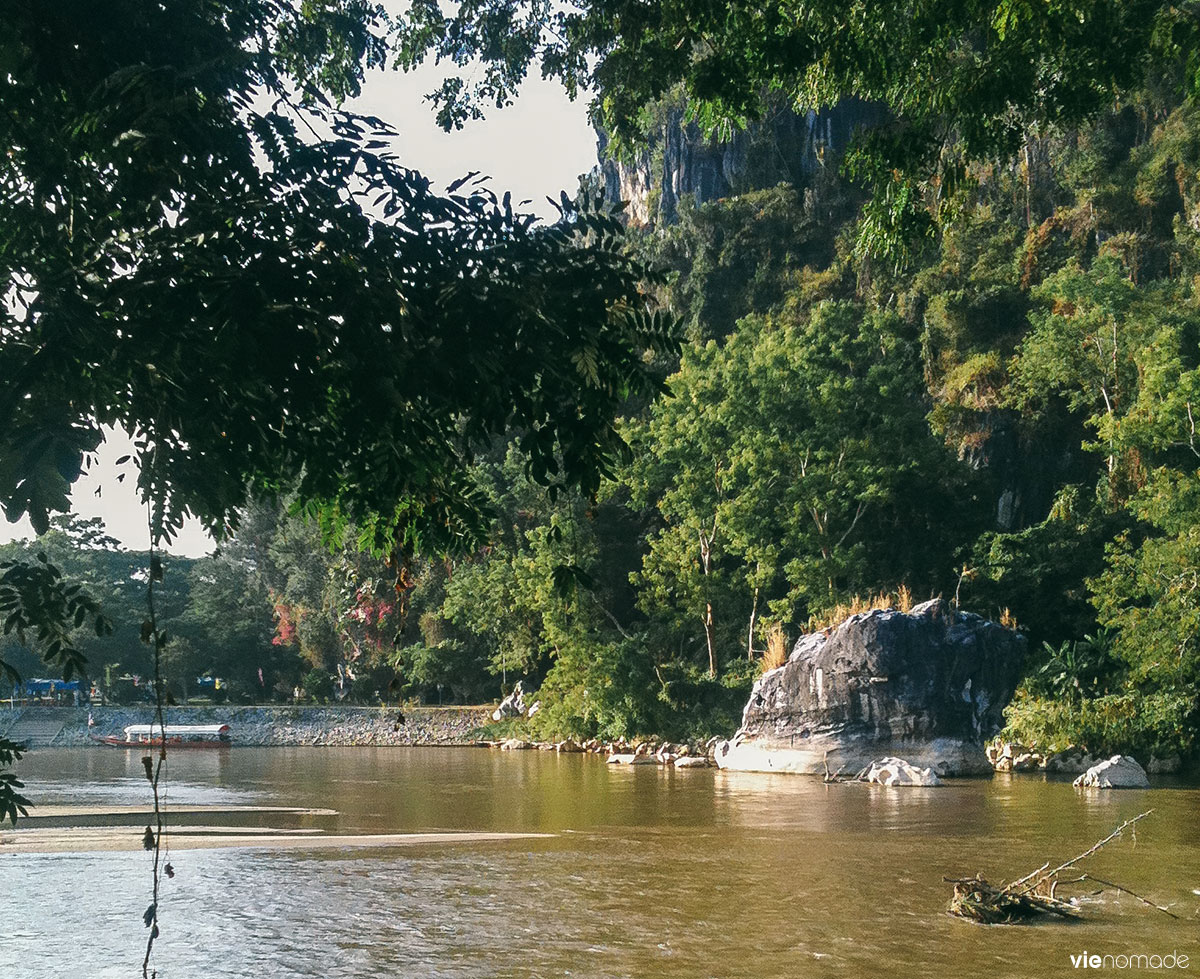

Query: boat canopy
[122,724,231,737]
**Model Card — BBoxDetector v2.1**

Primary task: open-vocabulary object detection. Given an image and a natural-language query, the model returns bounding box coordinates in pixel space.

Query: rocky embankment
[491,735,721,768]
[2,705,491,747]
[987,740,1182,777]
[0,704,724,766]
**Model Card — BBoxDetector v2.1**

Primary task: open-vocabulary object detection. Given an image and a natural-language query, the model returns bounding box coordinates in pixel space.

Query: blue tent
[20,678,81,696]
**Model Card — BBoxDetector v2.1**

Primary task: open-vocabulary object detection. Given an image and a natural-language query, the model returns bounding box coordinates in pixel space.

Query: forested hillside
[534,79,1200,757]
[5,2,1200,764]
[10,76,1200,762]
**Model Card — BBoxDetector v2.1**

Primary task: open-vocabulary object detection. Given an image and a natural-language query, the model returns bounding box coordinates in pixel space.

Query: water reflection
[1,748,1196,979]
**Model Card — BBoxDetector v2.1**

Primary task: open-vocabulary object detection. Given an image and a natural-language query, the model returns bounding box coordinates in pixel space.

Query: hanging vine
[140,533,170,978]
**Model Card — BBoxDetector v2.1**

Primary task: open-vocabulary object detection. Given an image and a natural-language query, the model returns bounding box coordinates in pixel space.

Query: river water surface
[1,748,1197,978]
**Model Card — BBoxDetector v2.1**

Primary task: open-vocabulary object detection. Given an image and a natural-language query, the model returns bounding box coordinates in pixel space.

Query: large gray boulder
[1073,755,1150,789]
[715,599,1026,776]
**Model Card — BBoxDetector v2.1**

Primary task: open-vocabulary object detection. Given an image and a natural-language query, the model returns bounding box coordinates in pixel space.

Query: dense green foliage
[1,1,673,556]
[420,81,1200,757]
[15,85,1200,758]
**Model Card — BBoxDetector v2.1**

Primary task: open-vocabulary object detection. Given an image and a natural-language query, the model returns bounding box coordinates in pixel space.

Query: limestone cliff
[596,98,883,227]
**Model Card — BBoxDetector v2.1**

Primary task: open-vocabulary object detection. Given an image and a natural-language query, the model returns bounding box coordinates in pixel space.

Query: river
[1,748,1197,977]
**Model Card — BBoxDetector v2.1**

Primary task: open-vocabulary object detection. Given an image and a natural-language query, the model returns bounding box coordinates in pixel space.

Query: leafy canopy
[1,0,675,562]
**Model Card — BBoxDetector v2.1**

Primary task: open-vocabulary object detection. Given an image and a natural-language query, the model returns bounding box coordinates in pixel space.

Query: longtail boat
[91,723,232,748]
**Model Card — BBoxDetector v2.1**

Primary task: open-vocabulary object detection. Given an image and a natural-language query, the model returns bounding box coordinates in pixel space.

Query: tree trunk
[704,602,717,676]
[698,516,719,676]
[746,586,759,661]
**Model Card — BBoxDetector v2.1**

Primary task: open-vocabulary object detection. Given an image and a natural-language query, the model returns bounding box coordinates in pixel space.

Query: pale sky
[0,64,598,557]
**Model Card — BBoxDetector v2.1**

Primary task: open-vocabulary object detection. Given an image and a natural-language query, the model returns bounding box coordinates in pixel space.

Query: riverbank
[0,704,491,747]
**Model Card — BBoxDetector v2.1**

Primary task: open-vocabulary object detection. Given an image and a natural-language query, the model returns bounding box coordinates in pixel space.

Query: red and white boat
[92,723,232,748]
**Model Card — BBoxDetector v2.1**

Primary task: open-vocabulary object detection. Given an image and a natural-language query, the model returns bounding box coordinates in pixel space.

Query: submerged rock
[715,599,1025,776]
[1073,755,1150,789]
[862,757,942,787]
[605,752,659,765]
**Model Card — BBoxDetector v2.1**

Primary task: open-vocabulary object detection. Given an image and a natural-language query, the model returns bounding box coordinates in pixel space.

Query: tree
[1083,275,1200,755]
[178,551,281,701]
[626,301,978,662]
[1,1,674,557]
[640,185,850,343]
[0,516,198,688]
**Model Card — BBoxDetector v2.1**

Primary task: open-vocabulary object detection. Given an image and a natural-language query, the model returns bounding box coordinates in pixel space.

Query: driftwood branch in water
[1075,875,1180,919]
[821,753,849,783]
[1007,810,1155,898]
[946,874,1079,923]
[947,810,1174,924]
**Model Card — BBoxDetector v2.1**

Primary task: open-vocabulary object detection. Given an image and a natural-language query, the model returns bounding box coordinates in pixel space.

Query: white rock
[492,681,529,721]
[674,756,711,768]
[1073,755,1150,789]
[863,757,943,787]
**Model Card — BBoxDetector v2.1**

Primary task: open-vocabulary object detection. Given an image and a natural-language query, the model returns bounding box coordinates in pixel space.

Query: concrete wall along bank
[0,705,491,747]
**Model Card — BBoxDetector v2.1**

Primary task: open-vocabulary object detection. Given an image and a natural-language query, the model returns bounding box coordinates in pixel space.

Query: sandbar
[0,828,554,854]
[18,804,338,821]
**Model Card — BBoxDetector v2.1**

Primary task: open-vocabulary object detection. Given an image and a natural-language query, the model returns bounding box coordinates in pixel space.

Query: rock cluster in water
[493,736,721,769]
[987,741,1181,776]
[862,757,943,786]
[715,599,1026,776]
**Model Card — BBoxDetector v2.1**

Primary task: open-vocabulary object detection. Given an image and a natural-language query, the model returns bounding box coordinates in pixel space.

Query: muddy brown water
[2,747,1197,978]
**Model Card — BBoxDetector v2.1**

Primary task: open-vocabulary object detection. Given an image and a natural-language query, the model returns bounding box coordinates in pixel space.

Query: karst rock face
[596,98,884,227]
[715,600,1026,776]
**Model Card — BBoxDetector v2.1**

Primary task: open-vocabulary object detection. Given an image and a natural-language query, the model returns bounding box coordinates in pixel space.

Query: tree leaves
[0,554,110,685]
[391,0,1185,259]
[0,3,676,575]
[0,739,30,826]
[626,302,974,632]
